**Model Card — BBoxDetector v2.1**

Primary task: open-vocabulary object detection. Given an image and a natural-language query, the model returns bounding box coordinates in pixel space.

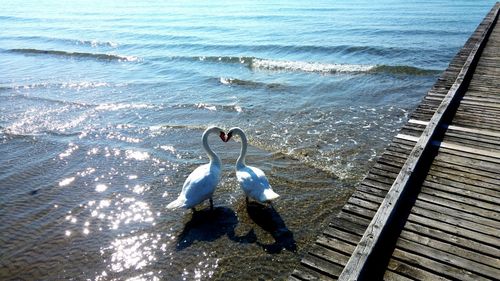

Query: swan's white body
[227,127,279,203]
[167,127,224,210]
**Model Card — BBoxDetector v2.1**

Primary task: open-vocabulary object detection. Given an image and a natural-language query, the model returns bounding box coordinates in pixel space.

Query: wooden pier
[291,3,500,280]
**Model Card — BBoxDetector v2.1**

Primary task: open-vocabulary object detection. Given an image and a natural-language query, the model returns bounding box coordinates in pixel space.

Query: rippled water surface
[0,0,496,280]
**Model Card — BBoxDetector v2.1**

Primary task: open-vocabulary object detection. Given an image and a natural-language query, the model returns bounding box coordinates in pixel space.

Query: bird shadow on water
[175,207,257,250]
[246,202,297,254]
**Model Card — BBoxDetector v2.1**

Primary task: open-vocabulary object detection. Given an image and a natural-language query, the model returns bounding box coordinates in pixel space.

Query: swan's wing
[181,164,221,205]
[237,166,269,185]
[236,166,270,193]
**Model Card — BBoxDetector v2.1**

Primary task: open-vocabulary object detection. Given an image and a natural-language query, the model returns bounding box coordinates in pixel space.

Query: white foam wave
[77,39,118,48]
[196,103,217,111]
[12,81,111,90]
[251,59,375,73]
[219,77,231,85]
[96,103,155,111]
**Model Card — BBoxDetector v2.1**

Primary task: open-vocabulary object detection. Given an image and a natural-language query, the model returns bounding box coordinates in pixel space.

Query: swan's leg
[245,196,249,204]
[209,198,213,211]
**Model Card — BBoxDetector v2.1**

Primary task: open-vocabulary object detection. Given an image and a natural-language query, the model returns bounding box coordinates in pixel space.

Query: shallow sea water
[0,0,497,280]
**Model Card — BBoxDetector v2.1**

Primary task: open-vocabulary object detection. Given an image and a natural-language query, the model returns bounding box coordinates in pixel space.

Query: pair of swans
[166,126,279,211]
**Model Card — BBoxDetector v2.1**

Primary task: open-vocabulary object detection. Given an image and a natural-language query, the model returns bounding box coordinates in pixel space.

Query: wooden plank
[329,218,366,237]
[289,274,303,281]
[410,206,499,238]
[361,178,392,192]
[316,235,357,256]
[372,162,404,174]
[414,197,500,229]
[437,146,500,165]
[419,186,500,216]
[407,213,499,248]
[409,119,500,138]
[291,267,335,281]
[396,133,500,160]
[424,173,500,199]
[309,243,350,266]
[399,230,500,270]
[428,169,499,191]
[423,178,500,206]
[347,196,380,212]
[404,221,500,258]
[432,158,500,182]
[391,250,465,281]
[433,140,500,159]
[393,242,491,280]
[383,270,414,281]
[301,253,343,279]
[323,226,361,245]
[351,190,384,206]
[443,134,500,150]
[378,151,407,163]
[337,211,371,227]
[342,203,375,220]
[386,258,451,281]
[430,164,500,187]
[356,184,388,199]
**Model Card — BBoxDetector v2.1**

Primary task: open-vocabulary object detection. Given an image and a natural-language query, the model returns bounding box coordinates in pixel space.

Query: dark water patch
[371,65,442,76]
[8,48,139,62]
[0,35,118,48]
[6,93,92,108]
[370,28,467,37]
[217,77,285,89]
[2,129,82,139]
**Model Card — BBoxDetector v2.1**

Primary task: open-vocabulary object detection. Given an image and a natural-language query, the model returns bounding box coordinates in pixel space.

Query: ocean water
[0,0,496,280]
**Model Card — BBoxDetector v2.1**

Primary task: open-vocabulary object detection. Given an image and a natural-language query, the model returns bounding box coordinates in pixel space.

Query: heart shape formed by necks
[219,131,228,142]
[222,132,233,143]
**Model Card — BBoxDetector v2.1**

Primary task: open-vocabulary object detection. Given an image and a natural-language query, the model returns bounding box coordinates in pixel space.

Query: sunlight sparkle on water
[96,184,108,192]
[125,150,150,161]
[105,233,159,273]
[59,177,75,187]
[59,143,79,159]
[132,184,147,194]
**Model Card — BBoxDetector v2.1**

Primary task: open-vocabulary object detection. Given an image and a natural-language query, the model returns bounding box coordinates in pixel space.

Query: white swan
[225,127,279,204]
[167,126,226,211]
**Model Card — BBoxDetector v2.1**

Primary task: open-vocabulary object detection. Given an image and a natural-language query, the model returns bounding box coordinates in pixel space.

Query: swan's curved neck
[234,129,248,168]
[202,128,221,166]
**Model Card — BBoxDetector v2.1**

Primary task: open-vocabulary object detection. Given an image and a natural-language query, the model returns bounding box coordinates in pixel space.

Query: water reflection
[107,232,159,272]
[176,207,256,250]
[246,202,297,254]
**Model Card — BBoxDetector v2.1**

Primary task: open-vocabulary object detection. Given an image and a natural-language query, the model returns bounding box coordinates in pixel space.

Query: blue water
[0,0,496,280]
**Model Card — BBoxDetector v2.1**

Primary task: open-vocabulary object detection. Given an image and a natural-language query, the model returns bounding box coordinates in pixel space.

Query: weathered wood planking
[290,3,500,281]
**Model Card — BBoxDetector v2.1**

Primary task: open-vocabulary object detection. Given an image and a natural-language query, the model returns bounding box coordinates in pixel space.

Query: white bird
[167,126,226,211]
[225,127,279,204]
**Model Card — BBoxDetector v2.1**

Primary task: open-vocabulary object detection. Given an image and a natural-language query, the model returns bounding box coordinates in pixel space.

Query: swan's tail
[261,188,280,202]
[166,198,185,209]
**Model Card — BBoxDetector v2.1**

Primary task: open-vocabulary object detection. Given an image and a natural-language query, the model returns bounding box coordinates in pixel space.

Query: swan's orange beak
[219,131,227,142]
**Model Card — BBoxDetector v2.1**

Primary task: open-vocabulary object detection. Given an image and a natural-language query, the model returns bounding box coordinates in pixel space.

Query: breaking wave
[193,56,440,75]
